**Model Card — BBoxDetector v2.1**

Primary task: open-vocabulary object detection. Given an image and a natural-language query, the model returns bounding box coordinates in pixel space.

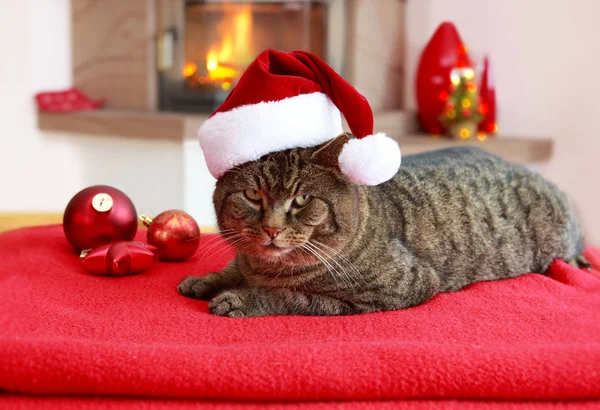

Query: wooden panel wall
[71,0,156,111]
[344,0,406,112]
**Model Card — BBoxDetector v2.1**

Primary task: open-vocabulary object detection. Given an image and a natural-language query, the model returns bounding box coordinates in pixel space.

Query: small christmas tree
[440,67,483,139]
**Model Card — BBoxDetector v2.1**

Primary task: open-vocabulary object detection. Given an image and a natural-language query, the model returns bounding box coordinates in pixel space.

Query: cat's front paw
[209,290,251,318]
[178,276,215,300]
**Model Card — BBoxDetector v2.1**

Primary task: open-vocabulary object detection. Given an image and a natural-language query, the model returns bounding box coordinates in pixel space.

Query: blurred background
[1,0,598,244]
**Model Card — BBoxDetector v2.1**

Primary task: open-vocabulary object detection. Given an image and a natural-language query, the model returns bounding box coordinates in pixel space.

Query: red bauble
[63,186,138,251]
[141,210,200,262]
[80,241,157,276]
[416,22,473,134]
[478,56,497,134]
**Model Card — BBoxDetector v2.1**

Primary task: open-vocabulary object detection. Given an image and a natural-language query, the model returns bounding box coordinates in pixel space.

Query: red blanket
[1,397,598,409]
[1,225,599,404]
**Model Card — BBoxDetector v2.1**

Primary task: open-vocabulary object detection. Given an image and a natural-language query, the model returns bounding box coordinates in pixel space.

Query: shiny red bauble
[478,56,497,134]
[141,210,200,262]
[63,186,138,251]
[80,241,157,276]
[416,22,473,134]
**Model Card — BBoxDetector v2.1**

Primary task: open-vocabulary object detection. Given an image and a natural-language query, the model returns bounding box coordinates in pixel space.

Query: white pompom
[338,133,401,185]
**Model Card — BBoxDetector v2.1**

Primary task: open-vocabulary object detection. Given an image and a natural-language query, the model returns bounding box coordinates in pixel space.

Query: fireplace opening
[158,1,329,113]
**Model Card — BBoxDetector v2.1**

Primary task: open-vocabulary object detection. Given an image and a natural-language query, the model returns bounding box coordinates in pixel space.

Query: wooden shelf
[397,135,553,164]
[37,109,418,141]
[37,110,206,141]
[37,110,553,163]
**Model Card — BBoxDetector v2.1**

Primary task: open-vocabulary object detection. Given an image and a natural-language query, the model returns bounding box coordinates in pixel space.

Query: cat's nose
[263,226,284,239]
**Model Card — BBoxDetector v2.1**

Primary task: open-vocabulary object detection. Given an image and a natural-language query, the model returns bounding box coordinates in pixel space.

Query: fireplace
[157,0,338,113]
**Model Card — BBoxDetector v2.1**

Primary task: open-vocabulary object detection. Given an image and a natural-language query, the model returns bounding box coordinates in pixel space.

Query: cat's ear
[311,133,352,170]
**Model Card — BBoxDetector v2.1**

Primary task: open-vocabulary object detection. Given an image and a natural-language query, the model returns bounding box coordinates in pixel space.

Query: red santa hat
[198,49,401,185]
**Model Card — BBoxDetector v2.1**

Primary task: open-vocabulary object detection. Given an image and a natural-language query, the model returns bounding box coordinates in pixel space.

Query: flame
[184,4,254,90]
[206,49,239,82]
[182,62,197,78]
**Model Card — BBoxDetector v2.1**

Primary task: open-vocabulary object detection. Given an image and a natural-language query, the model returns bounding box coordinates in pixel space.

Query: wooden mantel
[37,109,420,141]
[38,110,198,141]
[37,110,553,164]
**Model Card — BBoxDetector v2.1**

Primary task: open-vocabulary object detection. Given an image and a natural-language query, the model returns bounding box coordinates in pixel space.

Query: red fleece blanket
[1,397,599,410]
[1,225,599,404]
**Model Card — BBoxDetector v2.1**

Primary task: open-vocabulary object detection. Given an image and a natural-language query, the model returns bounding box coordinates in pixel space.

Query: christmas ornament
[439,66,483,140]
[140,210,200,262]
[80,241,157,276]
[416,22,473,134]
[63,185,138,251]
[35,87,105,113]
[477,56,497,135]
[197,49,400,186]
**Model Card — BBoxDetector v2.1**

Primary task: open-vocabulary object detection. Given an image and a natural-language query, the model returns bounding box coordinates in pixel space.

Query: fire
[206,50,239,83]
[182,62,197,78]
[185,4,254,91]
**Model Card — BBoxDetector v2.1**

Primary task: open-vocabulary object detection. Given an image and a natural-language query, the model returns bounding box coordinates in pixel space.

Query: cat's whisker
[213,229,239,238]
[194,236,239,269]
[211,232,246,246]
[186,230,237,243]
[205,237,248,261]
[311,240,361,280]
[295,246,313,265]
[196,232,241,254]
[306,241,359,290]
[301,244,343,290]
[198,237,247,265]
[192,235,227,259]
[304,242,353,290]
[311,240,364,288]
[196,233,245,262]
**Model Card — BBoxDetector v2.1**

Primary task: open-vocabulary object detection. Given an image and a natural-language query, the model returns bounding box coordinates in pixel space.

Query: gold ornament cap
[139,215,154,227]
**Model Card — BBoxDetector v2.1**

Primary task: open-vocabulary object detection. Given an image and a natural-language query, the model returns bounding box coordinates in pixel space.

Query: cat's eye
[293,194,312,207]
[244,189,262,202]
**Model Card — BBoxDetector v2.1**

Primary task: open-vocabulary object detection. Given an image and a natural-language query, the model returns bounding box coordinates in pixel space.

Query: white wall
[0,0,184,218]
[405,0,600,245]
[183,139,217,227]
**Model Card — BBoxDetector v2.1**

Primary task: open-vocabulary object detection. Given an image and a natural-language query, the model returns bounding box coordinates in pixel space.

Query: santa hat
[198,49,401,185]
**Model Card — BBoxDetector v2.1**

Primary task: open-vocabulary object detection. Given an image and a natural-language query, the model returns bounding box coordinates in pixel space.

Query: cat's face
[213,134,359,262]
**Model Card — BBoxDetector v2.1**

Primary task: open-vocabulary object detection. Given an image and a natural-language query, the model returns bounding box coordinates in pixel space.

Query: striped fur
[179,138,584,317]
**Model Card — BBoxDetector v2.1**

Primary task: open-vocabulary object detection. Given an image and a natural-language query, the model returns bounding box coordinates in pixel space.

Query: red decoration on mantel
[478,56,498,134]
[416,22,473,134]
[35,87,105,113]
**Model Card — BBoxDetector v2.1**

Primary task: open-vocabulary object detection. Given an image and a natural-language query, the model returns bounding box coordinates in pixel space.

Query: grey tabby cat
[178,133,587,317]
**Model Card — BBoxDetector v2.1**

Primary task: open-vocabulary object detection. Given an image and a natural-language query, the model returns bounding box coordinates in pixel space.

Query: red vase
[477,56,497,134]
[416,22,473,134]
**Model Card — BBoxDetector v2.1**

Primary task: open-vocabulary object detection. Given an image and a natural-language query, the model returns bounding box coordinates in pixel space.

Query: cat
[178,133,587,317]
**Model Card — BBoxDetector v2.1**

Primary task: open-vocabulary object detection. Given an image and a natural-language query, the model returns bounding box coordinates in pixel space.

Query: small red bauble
[80,241,157,276]
[141,210,200,262]
[63,185,138,251]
